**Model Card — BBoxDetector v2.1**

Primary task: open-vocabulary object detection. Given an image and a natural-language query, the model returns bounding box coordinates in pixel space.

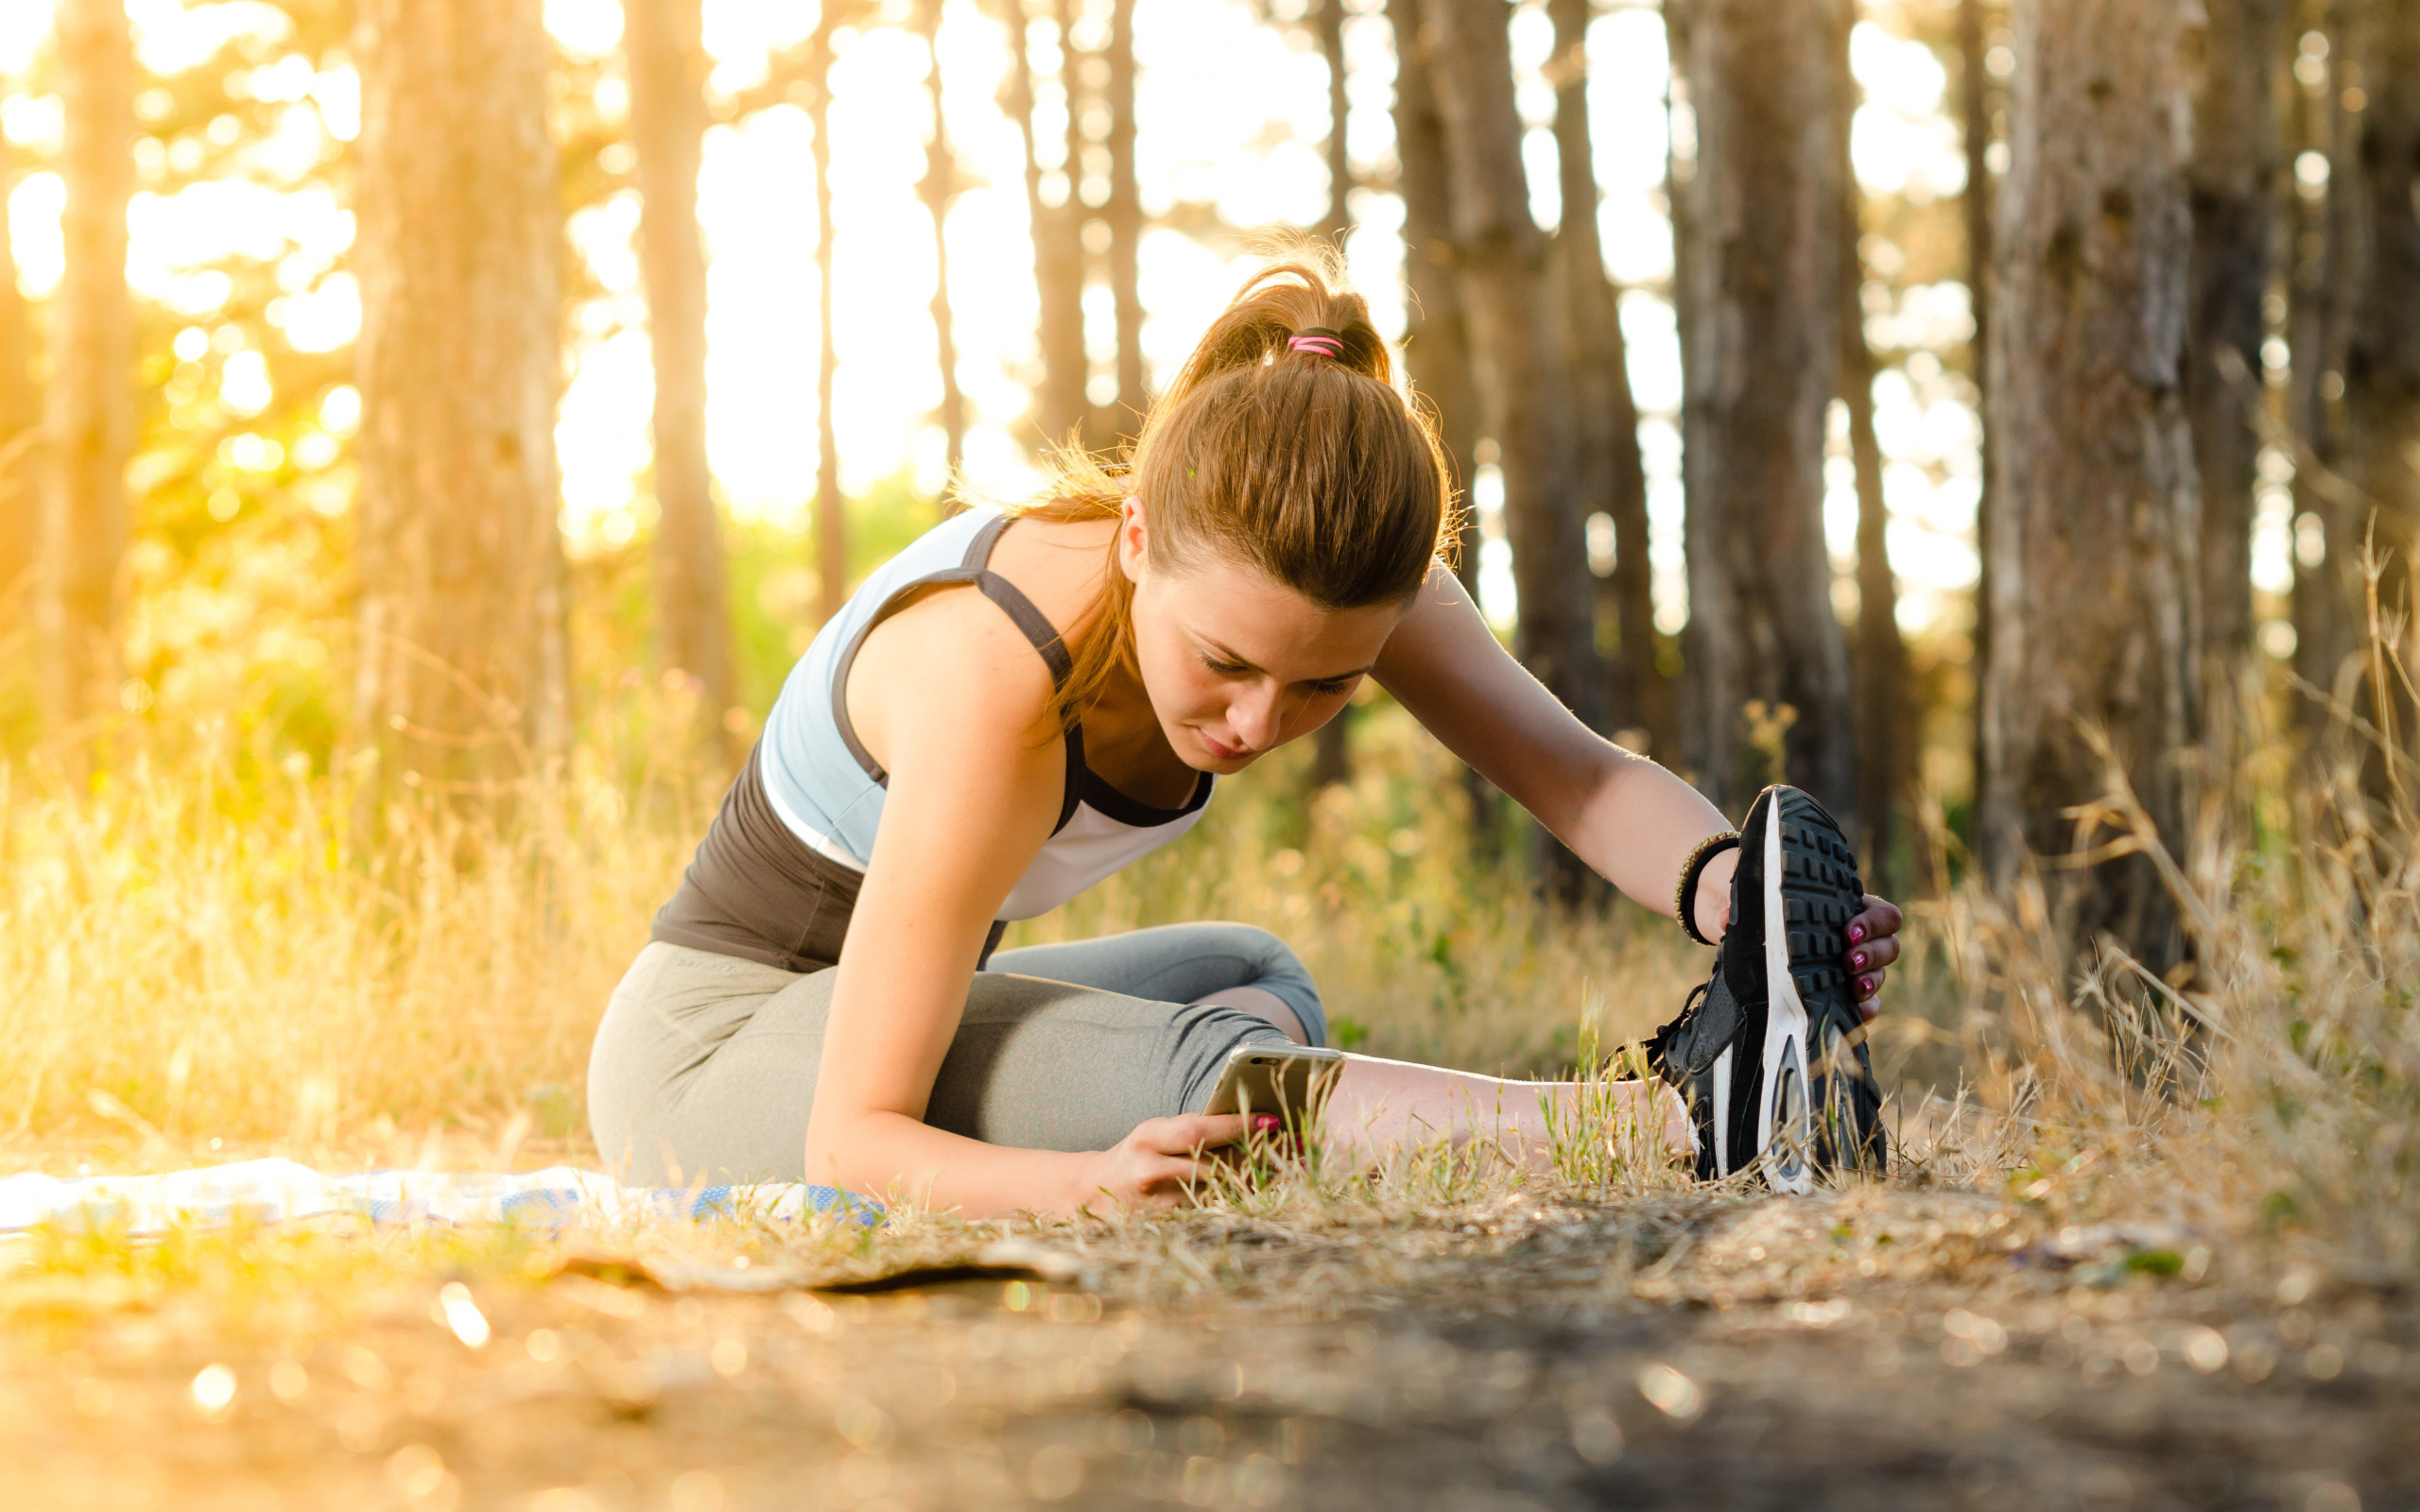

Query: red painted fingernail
[1253,1114,1280,1132]
[1848,924,1865,943]
[1850,951,1866,970]
[1858,976,1876,995]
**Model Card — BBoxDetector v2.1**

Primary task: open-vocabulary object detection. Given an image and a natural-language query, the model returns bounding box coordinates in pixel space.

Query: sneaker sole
[1755,798,1815,1194]
[1761,788,1876,1188]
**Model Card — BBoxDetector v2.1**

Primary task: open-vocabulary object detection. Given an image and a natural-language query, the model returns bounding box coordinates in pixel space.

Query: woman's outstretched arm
[1374,568,1902,1007]
[1374,570,1735,907]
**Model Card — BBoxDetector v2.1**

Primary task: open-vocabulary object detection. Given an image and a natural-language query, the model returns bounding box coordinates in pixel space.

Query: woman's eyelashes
[1194,653,1356,698]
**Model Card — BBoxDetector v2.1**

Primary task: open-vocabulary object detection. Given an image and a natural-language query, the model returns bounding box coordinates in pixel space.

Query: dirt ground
[4,1184,2410,1512]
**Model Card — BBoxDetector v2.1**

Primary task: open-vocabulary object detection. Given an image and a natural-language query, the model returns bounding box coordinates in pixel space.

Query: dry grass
[6,644,2416,1298]
[9,641,2420,1505]
[0,689,1705,1166]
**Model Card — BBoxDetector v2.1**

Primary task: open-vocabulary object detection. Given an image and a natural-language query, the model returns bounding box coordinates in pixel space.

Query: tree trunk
[1417,0,1606,740]
[626,0,736,737]
[1675,0,1857,823]
[1846,303,1903,886]
[1838,12,1907,892]
[1093,0,1145,452]
[354,0,570,790]
[2339,0,2420,763]
[39,0,135,735]
[2187,0,2290,668]
[1388,0,1499,856]
[1421,0,1607,895]
[1008,0,1089,451]
[0,134,38,625]
[1549,0,1663,760]
[1959,0,1996,816]
[1308,0,1356,791]
[1665,0,1700,766]
[2288,0,2363,715]
[809,11,847,620]
[918,0,968,483]
[1318,0,1353,266]
[1978,0,2202,969]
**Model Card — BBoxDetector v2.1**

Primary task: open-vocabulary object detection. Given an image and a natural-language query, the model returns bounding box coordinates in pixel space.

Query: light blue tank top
[758,507,1214,920]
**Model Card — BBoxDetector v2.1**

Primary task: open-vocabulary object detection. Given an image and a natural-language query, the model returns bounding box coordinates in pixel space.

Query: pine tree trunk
[0,134,38,624]
[1388,0,1481,600]
[1549,0,1662,759]
[1959,0,1996,816]
[2288,0,2363,714]
[1008,0,1089,451]
[1095,0,1145,451]
[1308,0,1355,791]
[626,0,736,736]
[1416,0,1606,742]
[810,12,847,620]
[919,0,968,482]
[354,0,570,790]
[1838,10,1906,890]
[1675,0,1857,823]
[2187,0,2290,668]
[1846,304,1903,885]
[1388,0,1498,856]
[1978,0,2203,968]
[1318,0,1352,262]
[39,0,135,734]
[2340,0,2420,756]
[1664,0,1700,768]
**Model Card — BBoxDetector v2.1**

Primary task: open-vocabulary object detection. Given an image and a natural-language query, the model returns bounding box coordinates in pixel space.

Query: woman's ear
[1115,496,1150,585]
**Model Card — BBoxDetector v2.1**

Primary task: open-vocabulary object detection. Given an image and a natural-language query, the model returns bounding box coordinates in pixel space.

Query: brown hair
[1007,252,1458,728]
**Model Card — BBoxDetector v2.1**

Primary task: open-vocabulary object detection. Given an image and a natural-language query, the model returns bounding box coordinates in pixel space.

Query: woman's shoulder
[984,510,1119,634]
[841,559,1065,769]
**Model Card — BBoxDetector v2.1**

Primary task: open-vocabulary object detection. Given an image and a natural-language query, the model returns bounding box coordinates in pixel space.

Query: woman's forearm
[1551,749,1735,924]
[1374,575,1734,930]
[805,1108,1101,1218]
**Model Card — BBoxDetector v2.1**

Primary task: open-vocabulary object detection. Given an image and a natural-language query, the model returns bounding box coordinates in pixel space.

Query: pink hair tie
[1288,328,1347,360]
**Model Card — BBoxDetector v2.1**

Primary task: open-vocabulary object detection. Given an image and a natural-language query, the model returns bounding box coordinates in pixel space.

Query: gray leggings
[586,922,1325,1186]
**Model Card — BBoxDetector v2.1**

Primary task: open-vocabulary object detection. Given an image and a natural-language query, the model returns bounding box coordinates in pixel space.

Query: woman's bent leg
[985,922,1327,1047]
[588,942,1293,1187]
[587,942,810,1186]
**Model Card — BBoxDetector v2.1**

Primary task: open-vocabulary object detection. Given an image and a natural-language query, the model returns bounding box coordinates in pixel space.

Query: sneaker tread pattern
[1771,790,1886,1175]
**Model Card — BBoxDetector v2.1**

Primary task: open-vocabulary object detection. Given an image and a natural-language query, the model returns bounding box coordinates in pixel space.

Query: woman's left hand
[1843,895,1903,1023]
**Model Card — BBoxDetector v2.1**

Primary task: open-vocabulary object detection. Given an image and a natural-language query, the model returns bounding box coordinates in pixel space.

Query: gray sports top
[756,507,1214,920]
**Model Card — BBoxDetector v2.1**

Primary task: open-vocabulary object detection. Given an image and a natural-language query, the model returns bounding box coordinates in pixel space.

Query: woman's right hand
[1079,1113,1253,1211]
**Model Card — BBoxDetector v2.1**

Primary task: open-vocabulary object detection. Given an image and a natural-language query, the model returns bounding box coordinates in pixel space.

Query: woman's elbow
[802,1105,895,1191]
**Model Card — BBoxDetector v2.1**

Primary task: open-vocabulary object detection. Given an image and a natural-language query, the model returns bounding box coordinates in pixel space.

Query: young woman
[588,262,1906,1212]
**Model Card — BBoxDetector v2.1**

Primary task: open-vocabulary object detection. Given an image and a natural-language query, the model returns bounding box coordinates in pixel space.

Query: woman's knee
[1171,921,1311,986]
[1197,921,1323,1033]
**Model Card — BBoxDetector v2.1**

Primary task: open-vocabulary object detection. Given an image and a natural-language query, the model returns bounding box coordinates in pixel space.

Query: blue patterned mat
[0,1159,872,1236]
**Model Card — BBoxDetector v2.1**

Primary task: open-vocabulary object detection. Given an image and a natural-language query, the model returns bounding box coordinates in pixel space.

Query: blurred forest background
[0,0,2414,1143]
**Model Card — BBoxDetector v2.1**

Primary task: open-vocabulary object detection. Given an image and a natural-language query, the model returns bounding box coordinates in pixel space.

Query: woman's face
[1117,499,1409,774]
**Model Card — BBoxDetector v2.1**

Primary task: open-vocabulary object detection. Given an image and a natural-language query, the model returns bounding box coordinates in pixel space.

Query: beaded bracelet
[1673,830,1740,947]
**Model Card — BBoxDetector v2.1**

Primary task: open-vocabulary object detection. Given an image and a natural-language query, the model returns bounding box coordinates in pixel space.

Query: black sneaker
[1647,785,1886,1190]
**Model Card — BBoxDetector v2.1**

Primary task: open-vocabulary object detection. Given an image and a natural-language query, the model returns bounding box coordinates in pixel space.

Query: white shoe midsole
[1759,800,1813,1194]
[1710,1045,1733,1175]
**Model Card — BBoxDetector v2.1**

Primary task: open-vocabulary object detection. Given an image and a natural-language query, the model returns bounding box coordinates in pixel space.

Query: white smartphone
[1202,1042,1346,1126]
